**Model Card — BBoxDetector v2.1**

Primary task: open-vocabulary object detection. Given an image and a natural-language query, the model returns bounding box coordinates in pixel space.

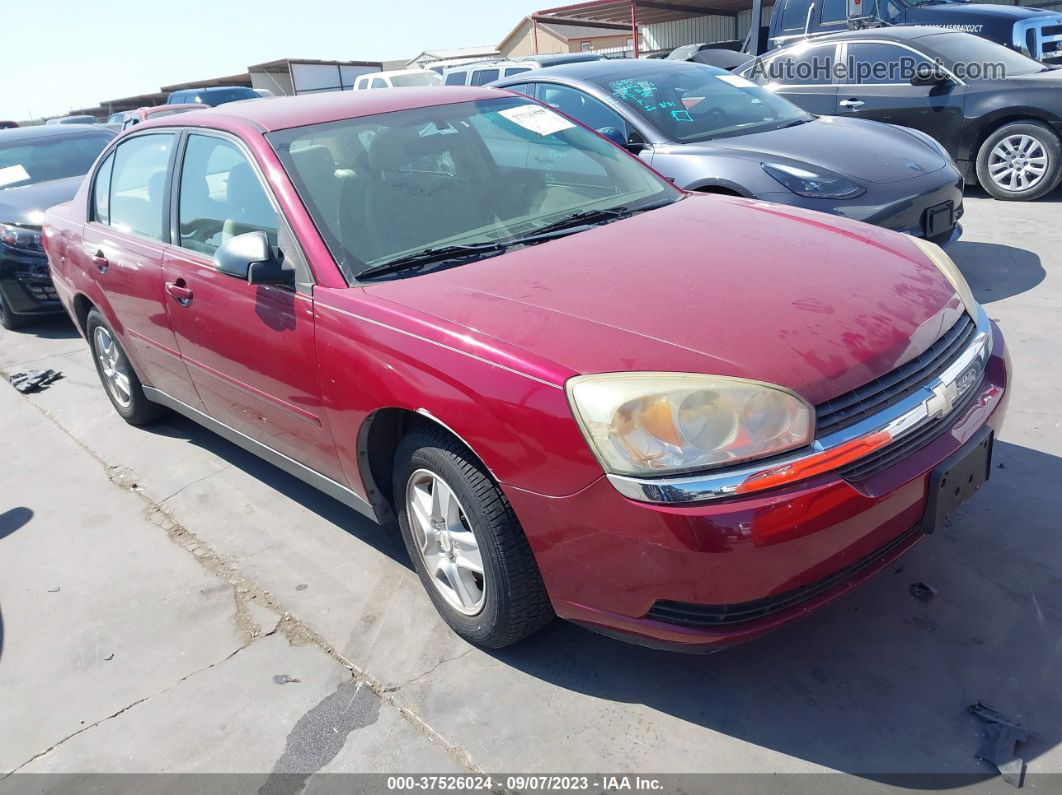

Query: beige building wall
[500,19,635,58]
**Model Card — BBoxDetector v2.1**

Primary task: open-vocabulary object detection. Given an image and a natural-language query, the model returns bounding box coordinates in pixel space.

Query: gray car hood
[676,115,948,184]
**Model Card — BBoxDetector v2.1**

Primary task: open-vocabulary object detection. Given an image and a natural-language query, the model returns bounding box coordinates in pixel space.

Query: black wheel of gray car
[0,291,28,331]
[975,121,1062,201]
[85,309,164,426]
[393,426,554,648]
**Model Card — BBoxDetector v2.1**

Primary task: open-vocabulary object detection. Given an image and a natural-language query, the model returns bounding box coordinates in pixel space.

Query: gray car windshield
[588,65,811,143]
[268,97,679,280]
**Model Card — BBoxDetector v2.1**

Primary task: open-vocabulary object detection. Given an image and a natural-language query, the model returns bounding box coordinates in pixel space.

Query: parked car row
[493,58,964,242]
[24,84,1008,652]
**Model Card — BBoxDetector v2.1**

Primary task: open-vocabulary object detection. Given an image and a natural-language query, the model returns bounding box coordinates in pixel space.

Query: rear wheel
[976,121,1062,201]
[393,427,553,648]
[0,292,29,330]
[86,309,164,425]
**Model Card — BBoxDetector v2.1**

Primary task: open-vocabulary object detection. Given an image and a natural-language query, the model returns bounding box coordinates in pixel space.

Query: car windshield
[922,32,1046,77]
[268,96,680,281]
[586,64,811,143]
[0,132,112,189]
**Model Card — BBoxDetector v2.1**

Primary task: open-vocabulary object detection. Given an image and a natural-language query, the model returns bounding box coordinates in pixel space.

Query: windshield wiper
[356,204,668,281]
[355,241,512,280]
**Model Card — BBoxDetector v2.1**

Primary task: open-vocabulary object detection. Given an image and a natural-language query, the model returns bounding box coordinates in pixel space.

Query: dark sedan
[0,124,113,329]
[492,59,964,243]
[741,27,1062,201]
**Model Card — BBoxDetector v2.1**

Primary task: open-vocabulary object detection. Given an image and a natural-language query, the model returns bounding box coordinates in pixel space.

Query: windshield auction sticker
[0,164,30,188]
[498,105,575,136]
[716,74,757,89]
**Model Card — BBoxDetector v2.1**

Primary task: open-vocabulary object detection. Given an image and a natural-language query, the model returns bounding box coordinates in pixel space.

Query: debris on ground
[104,653,115,661]
[968,701,1032,788]
[273,674,301,685]
[8,369,63,394]
[47,586,60,593]
[909,582,938,602]
[295,583,308,591]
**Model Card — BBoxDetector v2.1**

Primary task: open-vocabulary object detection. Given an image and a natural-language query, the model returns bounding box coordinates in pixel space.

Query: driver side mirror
[911,68,950,87]
[214,231,294,287]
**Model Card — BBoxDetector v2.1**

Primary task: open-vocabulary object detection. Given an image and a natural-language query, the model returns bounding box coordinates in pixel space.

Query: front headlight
[566,373,815,477]
[761,162,865,199]
[907,235,979,318]
[0,222,43,252]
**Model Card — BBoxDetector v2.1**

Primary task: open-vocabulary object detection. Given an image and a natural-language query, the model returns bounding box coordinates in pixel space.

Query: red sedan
[43,88,1009,651]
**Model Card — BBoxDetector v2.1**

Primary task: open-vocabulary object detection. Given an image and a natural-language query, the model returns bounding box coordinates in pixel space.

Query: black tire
[975,121,1062,201]
[0,291,29,330]
[85,309,165,426]
[393,426,553,648]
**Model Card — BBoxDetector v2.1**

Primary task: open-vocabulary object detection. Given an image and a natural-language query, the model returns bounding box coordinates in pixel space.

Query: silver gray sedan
[491,59,964,244]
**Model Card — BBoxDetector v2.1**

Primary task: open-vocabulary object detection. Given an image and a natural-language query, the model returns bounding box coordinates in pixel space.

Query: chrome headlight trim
[608,311,992,504]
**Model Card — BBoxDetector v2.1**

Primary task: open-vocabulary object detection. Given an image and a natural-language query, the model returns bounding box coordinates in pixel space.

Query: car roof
[791,25,955,44]
[174,86,253,94]
[495,57,719,82]
[0,124,113,144]
[144,86,506,133]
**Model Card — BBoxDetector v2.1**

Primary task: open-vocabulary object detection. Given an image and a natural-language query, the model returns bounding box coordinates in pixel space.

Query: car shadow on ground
[15,315,79,341]
[143,415,410,568]
[485,440,1062,785]
[948,240,1045,305]
[964,183,1062,204]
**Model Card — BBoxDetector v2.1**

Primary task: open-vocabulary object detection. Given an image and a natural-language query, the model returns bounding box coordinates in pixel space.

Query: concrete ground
[1,188,1060,789]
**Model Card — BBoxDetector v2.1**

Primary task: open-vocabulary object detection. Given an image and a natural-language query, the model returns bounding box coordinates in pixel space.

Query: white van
[352,70,442,90]
[441,54,608,87]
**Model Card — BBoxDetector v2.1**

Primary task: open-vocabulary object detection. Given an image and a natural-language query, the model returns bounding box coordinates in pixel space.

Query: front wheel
[976,121,1062,201]
[86,309,165,426]
[394,427,554,648]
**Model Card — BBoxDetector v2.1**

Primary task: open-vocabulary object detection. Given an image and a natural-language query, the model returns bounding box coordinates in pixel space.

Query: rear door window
[445,71,467,86]
[177,134,278,256]
[106,133,175,241]
[471,69,500,86]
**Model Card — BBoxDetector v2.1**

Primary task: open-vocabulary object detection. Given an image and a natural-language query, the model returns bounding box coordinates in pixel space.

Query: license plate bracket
[922,427,993,533]
[924,201,954,238]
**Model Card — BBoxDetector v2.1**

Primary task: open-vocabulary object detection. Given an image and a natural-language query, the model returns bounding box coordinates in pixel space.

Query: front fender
[314,291,604,501]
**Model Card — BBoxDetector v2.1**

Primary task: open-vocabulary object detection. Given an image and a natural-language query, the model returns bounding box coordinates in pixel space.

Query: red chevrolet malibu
[43,88,1009,651]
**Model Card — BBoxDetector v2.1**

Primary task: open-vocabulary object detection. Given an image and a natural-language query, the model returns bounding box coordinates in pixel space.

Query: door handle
[839,99,865,109]
[91,251,109,272]
[165,279,194,306]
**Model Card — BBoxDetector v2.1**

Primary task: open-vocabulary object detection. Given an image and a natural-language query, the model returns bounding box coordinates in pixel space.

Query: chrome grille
[815,315,976,438]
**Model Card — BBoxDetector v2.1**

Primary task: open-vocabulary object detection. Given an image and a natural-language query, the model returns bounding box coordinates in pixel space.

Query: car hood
[365,196,963,406]
[0,176,83,226]
[679,116,947,184]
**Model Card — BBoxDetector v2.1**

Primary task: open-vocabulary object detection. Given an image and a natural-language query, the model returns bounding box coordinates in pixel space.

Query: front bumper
[0,244,64,318]
[506,322,1009,652]
[757,166,965,242]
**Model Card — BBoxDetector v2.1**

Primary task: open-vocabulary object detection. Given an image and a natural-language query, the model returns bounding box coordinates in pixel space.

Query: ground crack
[382,648,474,693]
[1,644,249,778]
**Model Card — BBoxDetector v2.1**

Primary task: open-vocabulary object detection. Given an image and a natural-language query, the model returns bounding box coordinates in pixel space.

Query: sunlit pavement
[1,187,1060,785]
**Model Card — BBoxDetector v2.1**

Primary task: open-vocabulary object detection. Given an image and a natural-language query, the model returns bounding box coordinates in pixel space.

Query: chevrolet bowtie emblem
[925,381,959,420]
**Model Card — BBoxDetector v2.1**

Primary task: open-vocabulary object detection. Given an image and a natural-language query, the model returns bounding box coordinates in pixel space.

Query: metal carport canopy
[532,0,765,57]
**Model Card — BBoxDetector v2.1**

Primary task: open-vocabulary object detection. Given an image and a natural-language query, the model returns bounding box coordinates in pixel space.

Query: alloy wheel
[405,468,486,615]
[988,135,1049,193]
[93,325,132,408]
